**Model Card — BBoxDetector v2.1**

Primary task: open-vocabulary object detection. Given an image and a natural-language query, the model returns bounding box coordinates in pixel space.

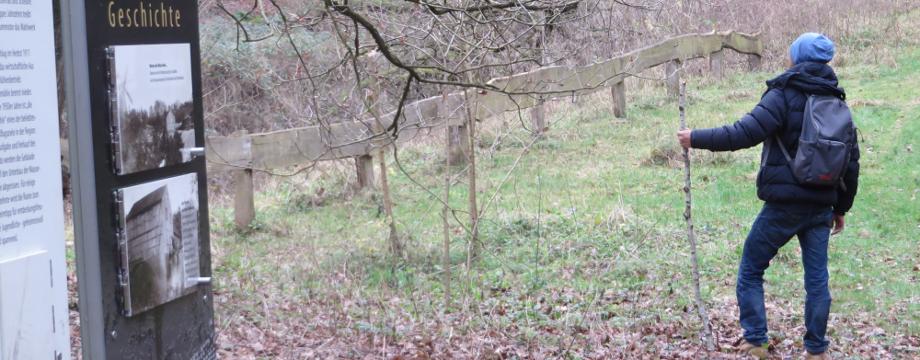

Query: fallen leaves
[201,287,920,359]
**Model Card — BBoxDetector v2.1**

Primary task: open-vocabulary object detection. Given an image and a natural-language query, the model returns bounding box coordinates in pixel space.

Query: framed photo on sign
[114,173,201,316]
[107,43,197,175]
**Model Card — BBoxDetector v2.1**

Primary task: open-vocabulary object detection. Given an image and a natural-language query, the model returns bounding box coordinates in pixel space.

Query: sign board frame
[61,0,217,357]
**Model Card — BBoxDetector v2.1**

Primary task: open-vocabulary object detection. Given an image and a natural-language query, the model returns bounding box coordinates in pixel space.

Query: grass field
[206,16,920,359]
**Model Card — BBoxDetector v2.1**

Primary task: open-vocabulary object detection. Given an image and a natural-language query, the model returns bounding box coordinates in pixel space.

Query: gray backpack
[775,94,855,187]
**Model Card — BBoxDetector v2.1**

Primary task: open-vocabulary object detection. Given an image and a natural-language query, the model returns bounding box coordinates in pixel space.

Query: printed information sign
[0,0,70,358]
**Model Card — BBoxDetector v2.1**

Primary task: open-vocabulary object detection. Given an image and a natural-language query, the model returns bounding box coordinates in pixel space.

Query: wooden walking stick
[679,80,716,351]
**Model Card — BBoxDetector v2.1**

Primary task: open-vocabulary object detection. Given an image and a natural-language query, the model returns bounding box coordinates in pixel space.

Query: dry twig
[679,79,715,352]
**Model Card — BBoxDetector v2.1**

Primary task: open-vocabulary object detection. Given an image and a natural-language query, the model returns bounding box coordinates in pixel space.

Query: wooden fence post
[610,80,626,118]
[748,54,762,72]
[666,60,681,97]
[225,129,255,229]
[448,124,469,165]
[530,103,546,136]
[233,168,255,229]
[709,49,724,80]
[354,154,375,190]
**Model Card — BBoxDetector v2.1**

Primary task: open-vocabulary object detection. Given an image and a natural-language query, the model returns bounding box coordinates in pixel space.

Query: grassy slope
[210,24,920,359]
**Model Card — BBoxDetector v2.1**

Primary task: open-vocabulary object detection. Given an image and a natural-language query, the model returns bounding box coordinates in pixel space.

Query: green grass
[209,29,920,358]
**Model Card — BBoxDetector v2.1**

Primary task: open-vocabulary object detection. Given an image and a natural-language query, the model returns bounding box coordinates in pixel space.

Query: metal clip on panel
[188,277,211,285]
[187,147,205,158]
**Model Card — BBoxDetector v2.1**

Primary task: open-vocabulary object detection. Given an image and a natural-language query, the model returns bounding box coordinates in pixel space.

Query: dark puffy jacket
[691,62,859,215]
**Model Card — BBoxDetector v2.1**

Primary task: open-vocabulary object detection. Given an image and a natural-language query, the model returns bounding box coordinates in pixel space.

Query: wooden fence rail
[207,31,764,228]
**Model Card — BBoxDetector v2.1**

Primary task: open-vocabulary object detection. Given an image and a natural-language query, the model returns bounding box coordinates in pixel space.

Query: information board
[0,0,70,358]
[61,0,217,357]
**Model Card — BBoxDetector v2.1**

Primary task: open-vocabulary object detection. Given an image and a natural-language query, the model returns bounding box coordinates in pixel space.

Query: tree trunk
[378,149,403,258]
[465,96,480,265]
[679,80,716,352]
[353,46,402,259]
[531,10,549,136]
[441,125,452,306]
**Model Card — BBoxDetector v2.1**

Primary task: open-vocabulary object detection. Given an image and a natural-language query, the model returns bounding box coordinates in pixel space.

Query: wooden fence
[206,31,764,228]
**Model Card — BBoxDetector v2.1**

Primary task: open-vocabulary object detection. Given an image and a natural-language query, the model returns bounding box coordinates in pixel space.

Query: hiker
[676,33,860,359]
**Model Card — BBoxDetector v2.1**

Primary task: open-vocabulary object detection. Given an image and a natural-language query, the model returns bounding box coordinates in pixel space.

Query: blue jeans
[737,203,834,354]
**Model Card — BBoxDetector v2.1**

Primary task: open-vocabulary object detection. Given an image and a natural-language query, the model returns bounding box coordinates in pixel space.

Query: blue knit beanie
[789,33,835,64]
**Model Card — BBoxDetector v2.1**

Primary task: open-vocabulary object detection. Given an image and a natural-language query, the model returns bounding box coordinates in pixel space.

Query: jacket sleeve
[690,88,787,151]
[833,139,860,215]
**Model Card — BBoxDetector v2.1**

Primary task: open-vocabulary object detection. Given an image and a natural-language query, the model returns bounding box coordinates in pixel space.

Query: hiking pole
[679,80,716,352]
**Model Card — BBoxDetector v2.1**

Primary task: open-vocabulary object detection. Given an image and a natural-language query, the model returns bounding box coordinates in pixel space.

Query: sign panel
[62,0,217,357]
[0,0,70,358]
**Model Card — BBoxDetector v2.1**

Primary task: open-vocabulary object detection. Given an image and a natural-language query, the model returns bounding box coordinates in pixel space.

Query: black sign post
[62,0,216,358]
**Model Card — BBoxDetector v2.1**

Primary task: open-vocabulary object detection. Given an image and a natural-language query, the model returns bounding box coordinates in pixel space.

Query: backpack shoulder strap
[776,93,820,164]
[774,134,793,163]
[765,86,794,164]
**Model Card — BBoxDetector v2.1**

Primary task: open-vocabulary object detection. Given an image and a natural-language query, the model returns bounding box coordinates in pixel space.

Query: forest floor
[202,16,920,360]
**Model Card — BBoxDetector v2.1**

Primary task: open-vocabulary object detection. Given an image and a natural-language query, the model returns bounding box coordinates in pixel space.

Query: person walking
[676,33,860,359]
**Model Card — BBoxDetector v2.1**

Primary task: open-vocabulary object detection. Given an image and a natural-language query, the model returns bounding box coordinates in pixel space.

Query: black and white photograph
[109,43,197,175]
[116,173,201,316]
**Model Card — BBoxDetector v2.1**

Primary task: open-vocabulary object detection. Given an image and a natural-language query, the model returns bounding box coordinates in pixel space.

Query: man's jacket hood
[765,62,846,100]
